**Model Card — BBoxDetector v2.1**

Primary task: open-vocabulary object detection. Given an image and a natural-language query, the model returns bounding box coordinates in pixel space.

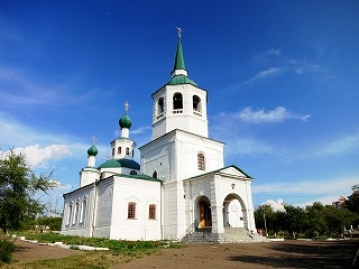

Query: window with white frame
[149,204,156,220]
[127,202,136,219]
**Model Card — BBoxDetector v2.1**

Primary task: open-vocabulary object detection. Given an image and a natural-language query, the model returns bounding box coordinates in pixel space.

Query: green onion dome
[87,144,98,157]
[119,114,132,129]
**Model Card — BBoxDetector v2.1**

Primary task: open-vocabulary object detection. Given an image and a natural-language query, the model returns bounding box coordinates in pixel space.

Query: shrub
[0,239,16,263]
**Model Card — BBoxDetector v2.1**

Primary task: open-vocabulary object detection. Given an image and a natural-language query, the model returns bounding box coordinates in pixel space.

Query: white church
[60,31,259,242]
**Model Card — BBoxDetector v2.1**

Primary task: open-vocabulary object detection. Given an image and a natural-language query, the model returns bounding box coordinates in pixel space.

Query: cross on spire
[124,101,129,113]
[176,27,183,38]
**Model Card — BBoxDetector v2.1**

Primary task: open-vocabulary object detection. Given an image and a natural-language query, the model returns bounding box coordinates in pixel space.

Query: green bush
[0,239,16,263]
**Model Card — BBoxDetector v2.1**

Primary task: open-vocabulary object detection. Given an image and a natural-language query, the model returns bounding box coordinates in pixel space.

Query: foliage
[0,150,55,233]
[255,200,359,238]
[17,232,178,254]
[37,217,62,231]
[0,239,16,264]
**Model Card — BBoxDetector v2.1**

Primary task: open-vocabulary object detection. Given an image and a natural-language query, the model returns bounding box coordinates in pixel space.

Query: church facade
[60,32,258,242]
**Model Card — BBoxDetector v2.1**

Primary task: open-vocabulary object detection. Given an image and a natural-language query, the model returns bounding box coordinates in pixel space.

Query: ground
[12,239,359,269]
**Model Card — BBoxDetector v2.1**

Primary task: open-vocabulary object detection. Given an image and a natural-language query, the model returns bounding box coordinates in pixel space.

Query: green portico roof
[98,158,140,170]
[167,75,197,86]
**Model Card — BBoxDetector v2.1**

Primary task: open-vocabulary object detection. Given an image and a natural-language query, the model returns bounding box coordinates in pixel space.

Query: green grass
[4,232,183,269]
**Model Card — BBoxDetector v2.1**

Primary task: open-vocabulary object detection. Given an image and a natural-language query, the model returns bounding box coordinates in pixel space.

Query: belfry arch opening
[223,194,247,229]
[173,92,183,110]
[193,95,201,113]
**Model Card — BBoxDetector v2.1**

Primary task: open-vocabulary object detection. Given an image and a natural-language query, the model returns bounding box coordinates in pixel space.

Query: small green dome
[119,114,132,129]
[87,144,98,157]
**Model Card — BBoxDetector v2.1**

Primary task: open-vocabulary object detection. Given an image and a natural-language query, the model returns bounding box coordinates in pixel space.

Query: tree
[37,217,62,231]
[0,150,54,233]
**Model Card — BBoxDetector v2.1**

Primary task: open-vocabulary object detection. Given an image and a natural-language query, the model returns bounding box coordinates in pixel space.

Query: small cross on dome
[124,101,130,113]
[91,135,98,144]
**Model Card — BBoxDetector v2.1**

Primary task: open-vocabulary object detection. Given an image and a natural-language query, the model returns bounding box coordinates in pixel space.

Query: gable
[187,165,252,181]
[219,166,252,178]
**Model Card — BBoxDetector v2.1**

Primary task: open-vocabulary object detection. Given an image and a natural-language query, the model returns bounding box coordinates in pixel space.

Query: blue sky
[1,1,358,212]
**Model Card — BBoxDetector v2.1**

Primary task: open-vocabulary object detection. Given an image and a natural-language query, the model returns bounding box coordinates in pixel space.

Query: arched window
[193,95,201,112]
[117,147,121,154]
[173,93,183,110]
[80,200,86,224]
[197,153,205,171]
[112,148,115,156]
[73,202,79,225]
[149,204,156,220]
[157,97,164,114]
[126,147,130,155]
[128,202,136,219]
[66,203,73,225]
[152,171,157,179]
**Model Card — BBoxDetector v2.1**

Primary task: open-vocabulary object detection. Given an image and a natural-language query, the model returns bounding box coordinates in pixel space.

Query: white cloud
[283,132,359,161]
[264,199,286,212]
[216,107,310,124]
[0,112,110,165]
[131,126,151,135]
[242,67,283,86]
[253,175,358,206]
[311,133,359,157]
[266,49,281,56]
[1,144,72,168]
[224,137,273,157]
[0,66,98,106]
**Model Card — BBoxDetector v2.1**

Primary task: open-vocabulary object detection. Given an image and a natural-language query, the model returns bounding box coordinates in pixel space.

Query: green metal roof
[119,114,132,129]
[167,75,197,86]
[87,144,98,157]
[188,165,253,180]
[173,37,185,71]
[118,173,162,182]
[97,158,140,170]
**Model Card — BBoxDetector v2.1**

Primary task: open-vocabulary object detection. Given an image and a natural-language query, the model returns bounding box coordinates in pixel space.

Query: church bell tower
[151,28,209,140]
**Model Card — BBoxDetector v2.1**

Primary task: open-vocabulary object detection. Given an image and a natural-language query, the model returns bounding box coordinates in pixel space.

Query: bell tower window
[157,98,164,114]
[193,95,201,113]
[173,93,183,110]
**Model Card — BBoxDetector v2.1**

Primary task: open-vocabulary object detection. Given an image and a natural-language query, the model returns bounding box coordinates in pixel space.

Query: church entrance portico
[222,194,247,229]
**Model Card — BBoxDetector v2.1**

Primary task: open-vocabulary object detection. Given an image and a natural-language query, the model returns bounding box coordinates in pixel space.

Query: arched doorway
[223,194,247,229]
[196,197,212,229]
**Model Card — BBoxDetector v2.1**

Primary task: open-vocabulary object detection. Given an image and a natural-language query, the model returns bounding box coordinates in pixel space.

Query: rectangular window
[149,204,156,220]
[128,202,136,219]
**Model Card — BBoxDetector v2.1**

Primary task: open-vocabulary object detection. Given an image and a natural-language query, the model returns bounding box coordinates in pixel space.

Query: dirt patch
[13,240,82,263]
[12,239,359,269]
[114,240,359,269]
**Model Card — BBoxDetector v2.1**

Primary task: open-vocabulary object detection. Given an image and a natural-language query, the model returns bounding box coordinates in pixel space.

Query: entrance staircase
[183,228,266,243]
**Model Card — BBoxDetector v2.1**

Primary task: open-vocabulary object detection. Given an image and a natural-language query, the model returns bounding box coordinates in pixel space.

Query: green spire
[172,27,187,74]
[173,37,186,71]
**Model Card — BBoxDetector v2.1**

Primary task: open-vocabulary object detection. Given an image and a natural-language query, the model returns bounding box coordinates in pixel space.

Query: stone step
[183,228,266,243]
